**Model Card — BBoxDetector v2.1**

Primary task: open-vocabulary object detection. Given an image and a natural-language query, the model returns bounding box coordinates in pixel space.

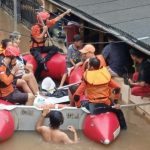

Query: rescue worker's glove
[74,95,80,102]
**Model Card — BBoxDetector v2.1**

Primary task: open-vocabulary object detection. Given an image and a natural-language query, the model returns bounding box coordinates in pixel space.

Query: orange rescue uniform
[74,66,120,107]
[30,18,57,48]
[0,65,14,97]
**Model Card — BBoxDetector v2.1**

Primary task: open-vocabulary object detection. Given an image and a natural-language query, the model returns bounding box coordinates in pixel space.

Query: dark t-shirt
[66,44,81,68]
[102,43,134,76]
[138,59,150,84]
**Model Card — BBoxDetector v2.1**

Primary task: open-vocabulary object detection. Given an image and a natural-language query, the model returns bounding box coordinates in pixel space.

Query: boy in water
[36,109,79,144]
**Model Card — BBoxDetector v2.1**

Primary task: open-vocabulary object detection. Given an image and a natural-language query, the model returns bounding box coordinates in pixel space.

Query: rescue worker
[73,57,127,130]
[0,45,35,105]
[36,109,79,144]
[30,9,71,80]
[79,44,120,97]
[79,44,107,72]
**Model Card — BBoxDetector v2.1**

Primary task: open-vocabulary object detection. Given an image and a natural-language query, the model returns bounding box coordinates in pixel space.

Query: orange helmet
[37,11,50,23]
[5,46,20,57]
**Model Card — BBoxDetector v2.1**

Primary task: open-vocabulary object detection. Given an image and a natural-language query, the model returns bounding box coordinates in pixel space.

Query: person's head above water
[47,110,64,129]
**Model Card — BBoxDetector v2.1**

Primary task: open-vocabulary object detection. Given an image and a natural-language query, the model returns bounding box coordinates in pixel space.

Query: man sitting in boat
[36,109,79,144]
[59,34,83,87]
[30,9,71,80]
[9,31,39,96]
[128,48,150,97]
[0,45,35,105]
[73,57,127,130]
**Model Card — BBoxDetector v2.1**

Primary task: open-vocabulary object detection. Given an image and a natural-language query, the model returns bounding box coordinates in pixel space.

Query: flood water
[0,9,30,53]
[0,8,150,150]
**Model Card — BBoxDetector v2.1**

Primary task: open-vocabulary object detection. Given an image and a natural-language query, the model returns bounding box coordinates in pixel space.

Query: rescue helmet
[37,11,50,23]
[5,45,20,57]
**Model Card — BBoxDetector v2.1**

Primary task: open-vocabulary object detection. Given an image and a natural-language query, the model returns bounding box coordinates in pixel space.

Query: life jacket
[0,64,14,97]
[30,24,47,48]
[83,67,111,105]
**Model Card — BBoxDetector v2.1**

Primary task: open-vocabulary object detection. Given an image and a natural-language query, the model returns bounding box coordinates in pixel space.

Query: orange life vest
[83,67,111,105]
[0,65,14,97]
[30,24,47,48]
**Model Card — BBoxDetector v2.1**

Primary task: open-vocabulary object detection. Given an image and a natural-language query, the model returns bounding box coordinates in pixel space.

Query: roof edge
[49,0,150,55]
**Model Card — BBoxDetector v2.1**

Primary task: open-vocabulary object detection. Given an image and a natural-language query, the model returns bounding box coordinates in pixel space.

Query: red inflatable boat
[0,100,15,142]
[83,112,120,144]
[23,53,121,144]
[0,53,120,144]
[23,52,83,83]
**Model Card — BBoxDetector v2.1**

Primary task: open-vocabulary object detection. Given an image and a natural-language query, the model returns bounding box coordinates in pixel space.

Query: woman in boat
[36,109,78,144]
[9,31,39,96]
[73,57,127,130]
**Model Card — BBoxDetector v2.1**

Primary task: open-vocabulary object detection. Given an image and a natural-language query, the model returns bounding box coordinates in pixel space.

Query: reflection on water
[0,7,150,150]
[0,109,150,150]
[0,8,30,53]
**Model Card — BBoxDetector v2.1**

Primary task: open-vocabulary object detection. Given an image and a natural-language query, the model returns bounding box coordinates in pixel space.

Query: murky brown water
[0,9,30,53]
[0,8,150,150]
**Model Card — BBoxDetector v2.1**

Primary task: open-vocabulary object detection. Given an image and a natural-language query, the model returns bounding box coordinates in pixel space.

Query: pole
[120,102,150,108]
[13,0,17,31]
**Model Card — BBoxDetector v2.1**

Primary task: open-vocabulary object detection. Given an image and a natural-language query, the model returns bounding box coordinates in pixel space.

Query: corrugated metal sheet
[51,0,150,53]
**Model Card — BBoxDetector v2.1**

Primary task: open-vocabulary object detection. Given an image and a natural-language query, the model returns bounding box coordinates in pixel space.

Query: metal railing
[20,0,41,27]
[1,0,41,27]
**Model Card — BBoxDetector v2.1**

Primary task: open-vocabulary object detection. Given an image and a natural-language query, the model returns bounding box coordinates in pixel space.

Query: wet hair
[73,34,82,42]
[69,85,79,95]
[1,39,11,49]
[129,48,147,59]
[89,57,100,69]
[9,31,21,41]
[47,110,64,129]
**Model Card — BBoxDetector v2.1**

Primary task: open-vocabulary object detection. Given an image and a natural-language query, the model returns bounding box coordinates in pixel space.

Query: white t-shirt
[15,56,25,77]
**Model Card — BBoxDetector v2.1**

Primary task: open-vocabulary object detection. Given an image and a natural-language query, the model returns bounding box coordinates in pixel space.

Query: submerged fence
[0,0,41,27]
